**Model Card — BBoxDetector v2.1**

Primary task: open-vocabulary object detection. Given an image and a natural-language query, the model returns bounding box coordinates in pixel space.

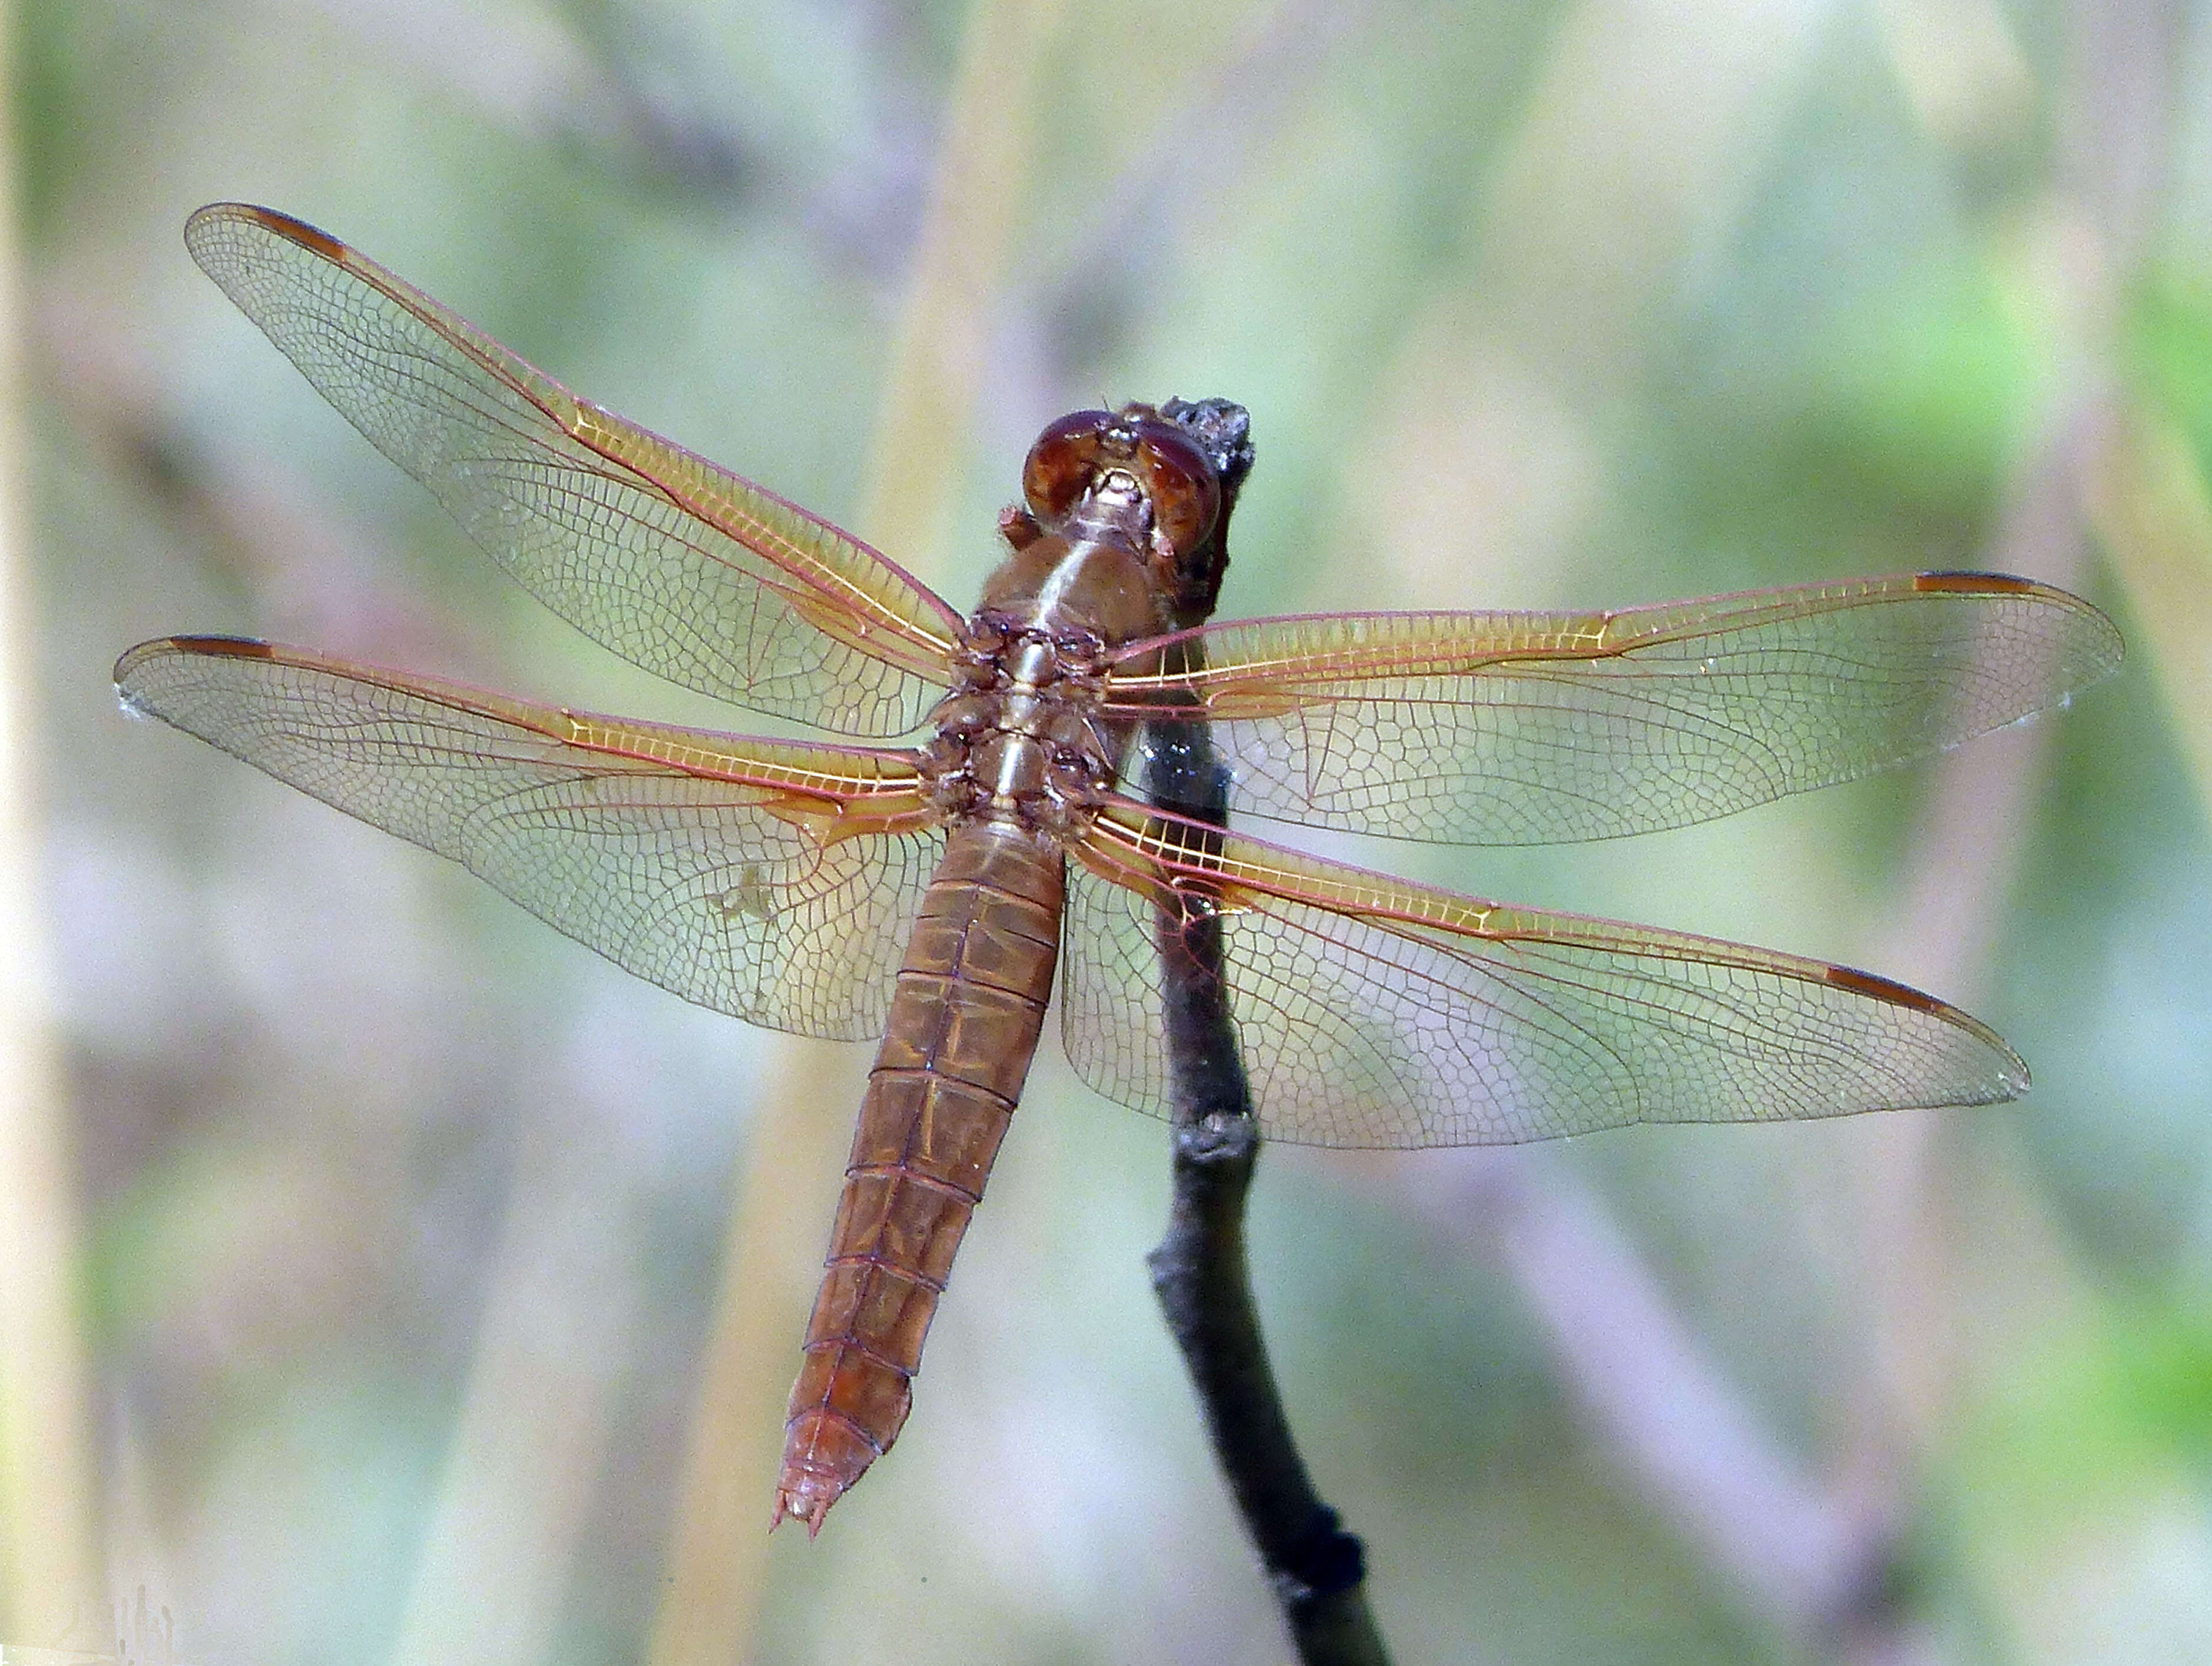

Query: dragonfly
[117,203,2123,1535]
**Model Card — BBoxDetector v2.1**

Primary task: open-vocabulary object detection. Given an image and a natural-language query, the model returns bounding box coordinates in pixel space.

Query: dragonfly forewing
[1103,572,2122,845]
[184,203,965,737]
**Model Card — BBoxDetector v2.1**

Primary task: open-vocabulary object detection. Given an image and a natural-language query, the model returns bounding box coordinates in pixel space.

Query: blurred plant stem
[386,1086,641,1666]
[2081,403,2212,823]
[644,1044,862,1665]
[0,0,102,1637]
[856,0,1068,565]
[645,1,1063,1658]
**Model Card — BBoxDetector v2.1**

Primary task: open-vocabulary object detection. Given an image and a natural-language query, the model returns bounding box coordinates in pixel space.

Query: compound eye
[1130,419,1221,554]
[1022,409,1115,518]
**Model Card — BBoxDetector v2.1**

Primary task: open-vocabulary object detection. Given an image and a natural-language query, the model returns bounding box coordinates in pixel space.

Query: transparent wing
[116,636,943,1038]
[1062,802,2023,1147]
[184,203,965,737]
[1103,573,2122,844]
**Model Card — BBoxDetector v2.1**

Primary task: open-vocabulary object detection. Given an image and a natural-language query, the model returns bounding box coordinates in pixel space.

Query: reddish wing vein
[184,203,964,737]
[1103,573,2122,844]
[1064,800,2024,1147]
[115,636,942,1039]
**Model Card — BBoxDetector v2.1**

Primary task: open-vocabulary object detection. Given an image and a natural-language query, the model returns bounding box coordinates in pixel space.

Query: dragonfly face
[116,203,2124,1532]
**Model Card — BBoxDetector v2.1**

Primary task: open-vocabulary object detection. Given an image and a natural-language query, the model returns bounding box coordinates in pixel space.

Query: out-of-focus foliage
[13,1,2212,1664]
[2127,274,2212,469]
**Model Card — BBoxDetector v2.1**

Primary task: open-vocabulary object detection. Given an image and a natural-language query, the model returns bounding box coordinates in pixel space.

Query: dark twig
[1141,402,1390,1666]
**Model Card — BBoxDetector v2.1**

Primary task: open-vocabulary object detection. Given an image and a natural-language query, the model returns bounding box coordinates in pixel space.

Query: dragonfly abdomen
[774,820,1064,1532]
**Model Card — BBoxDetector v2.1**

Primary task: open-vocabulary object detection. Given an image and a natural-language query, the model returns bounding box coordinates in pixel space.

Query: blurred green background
[8,0,2212,1662]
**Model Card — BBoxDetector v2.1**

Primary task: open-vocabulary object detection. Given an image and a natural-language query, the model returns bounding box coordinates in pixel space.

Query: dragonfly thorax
[920,616,1118,836]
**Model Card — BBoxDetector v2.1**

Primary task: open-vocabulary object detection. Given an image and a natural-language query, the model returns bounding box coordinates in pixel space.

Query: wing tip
[115,636,280,719]
[186,201,347,264]
[1823,960,2031,1102]
[1913,569,2126,678]
[114,634,273,679]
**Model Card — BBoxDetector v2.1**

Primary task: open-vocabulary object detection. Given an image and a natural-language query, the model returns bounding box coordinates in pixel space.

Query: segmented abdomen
[773,820,1064,1532]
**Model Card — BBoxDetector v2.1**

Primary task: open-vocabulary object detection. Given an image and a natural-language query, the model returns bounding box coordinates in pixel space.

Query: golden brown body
[771,406,1217,1529]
